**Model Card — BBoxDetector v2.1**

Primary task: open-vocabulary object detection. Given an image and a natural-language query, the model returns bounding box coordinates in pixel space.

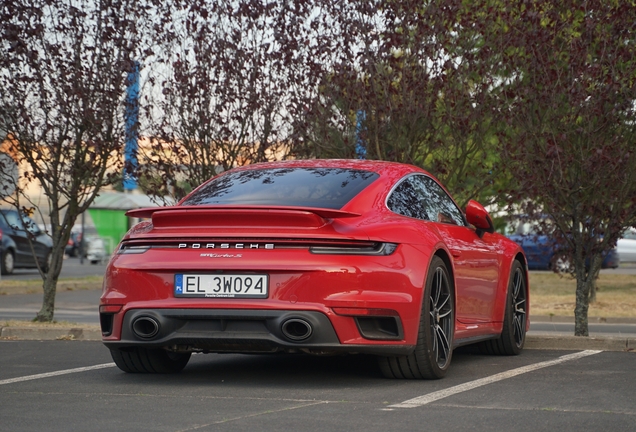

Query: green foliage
[292,1,511,208]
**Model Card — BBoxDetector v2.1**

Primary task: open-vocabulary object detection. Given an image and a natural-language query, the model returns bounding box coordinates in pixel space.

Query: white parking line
[388,350,602,409]
[0,363,116,386]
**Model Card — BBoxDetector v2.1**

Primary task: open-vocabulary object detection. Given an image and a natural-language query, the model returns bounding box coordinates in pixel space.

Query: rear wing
[126,205,361,229]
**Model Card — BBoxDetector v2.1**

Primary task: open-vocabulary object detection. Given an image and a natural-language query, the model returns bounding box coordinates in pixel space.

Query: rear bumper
[102,308,414,356]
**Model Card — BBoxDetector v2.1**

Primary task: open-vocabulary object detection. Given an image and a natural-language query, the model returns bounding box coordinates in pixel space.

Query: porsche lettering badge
[178,243,274,250]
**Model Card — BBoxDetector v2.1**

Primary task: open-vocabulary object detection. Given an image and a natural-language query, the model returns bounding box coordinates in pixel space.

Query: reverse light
[310,242,398,256]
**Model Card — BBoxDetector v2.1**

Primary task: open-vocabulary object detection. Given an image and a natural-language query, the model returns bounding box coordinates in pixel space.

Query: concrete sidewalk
[1,316,635,352]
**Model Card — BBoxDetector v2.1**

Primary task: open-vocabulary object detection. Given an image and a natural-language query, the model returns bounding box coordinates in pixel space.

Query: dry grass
[530,272,636,318]
[0,276,103,296]
[0,319,100,330]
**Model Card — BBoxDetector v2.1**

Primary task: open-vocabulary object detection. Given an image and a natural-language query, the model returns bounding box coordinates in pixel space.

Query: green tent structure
[88,192,162,254]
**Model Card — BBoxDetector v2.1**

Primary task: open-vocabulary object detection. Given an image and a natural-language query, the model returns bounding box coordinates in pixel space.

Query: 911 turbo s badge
[178,243,274,250]
[199,253,243,258]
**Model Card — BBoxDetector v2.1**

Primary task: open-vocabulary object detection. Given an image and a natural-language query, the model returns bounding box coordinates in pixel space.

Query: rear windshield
[181,167,379,209]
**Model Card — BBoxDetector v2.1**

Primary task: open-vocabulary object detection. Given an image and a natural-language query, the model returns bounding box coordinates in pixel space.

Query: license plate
[174,274,268,298]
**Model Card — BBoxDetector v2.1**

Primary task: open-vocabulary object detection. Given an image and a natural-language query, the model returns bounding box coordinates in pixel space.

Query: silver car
[617,228,636,263]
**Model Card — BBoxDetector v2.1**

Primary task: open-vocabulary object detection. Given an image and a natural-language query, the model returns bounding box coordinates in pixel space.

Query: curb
[531,315,636,324]
[526,334,635,352]
[1,325,634,352]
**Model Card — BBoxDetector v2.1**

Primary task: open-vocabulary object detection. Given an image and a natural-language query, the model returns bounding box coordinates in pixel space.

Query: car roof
[223,159,427,178]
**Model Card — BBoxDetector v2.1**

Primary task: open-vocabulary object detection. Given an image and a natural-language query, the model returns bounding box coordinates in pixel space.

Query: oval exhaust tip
[132,316,160,339]
[281,318,313,341]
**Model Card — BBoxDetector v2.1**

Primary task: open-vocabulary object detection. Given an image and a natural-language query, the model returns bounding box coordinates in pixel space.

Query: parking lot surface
[0,341,634,431]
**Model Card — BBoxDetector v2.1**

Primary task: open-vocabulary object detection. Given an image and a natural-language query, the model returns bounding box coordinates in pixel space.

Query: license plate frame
[174,274,268,298]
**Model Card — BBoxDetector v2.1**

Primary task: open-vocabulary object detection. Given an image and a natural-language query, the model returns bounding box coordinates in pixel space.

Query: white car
[85,236,107,264]
[617,228,636,263]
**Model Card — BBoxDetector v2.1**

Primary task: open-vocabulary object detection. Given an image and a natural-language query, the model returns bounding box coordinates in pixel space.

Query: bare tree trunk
[36,246,64,322]
[589,266,601,303]
[36,283,56,322]
[573,277,592,336]
[574,255,603,336]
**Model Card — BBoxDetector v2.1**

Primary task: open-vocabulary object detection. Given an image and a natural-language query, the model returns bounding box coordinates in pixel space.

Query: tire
[379,256,454,379]
[1,250,15,275]
[479,261,527,356]
[110,348,191,373]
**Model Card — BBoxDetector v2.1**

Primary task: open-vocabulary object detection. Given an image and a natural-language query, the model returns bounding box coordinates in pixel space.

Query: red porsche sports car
[100,159,529,379]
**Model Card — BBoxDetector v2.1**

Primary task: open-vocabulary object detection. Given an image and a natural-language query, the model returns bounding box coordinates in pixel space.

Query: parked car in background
[0,209,53,275]
[85,235,107,264]
[65,231,83,257]
[505,218,620,271]
[617,228,636,263]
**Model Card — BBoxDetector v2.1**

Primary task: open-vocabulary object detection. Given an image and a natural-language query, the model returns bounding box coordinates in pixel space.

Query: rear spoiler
[126,205,361,230]
[126,205,360,220]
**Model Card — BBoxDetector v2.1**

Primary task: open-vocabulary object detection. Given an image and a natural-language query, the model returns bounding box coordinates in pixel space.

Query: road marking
[389,350,602,409]
[0,363,116,386]
[177,401,330,431]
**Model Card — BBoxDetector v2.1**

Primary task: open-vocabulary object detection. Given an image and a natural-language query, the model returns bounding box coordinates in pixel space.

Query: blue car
[505,219,620,271]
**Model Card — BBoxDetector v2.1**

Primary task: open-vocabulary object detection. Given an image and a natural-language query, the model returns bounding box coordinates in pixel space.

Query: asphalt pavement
[0,342,634,431]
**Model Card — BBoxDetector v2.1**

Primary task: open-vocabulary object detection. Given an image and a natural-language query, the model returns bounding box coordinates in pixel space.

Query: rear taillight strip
[309,242,398,256]
[118,239,398,256]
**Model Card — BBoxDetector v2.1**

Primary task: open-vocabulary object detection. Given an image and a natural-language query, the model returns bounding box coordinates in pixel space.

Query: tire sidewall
[503,261,526,354]
[2,249,14,275]
[418,255,454,378]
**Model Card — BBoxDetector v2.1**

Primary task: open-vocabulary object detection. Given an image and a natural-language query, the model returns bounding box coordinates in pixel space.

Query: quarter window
[387,175,465,226]
[386,178,430,220]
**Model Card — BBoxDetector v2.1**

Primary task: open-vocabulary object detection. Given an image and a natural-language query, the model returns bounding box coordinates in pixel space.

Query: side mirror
[465,200,495,235]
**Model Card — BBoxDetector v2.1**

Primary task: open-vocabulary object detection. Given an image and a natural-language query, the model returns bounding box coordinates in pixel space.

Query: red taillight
[99,305,123,313]
[332,307,399,317]
[0,228,3,240]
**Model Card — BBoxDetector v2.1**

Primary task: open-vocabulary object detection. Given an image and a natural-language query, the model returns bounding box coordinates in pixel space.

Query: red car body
[101,159,529,378]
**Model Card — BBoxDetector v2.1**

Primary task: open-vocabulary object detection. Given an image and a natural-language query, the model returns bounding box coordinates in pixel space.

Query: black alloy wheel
[479,260,527,355]
[428,263,454,369]
[379,255,454,379]
[510,264,528,349]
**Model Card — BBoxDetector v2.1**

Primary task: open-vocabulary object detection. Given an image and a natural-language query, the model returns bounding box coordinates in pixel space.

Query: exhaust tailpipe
[281,318,313,341]
[132,316,160,339]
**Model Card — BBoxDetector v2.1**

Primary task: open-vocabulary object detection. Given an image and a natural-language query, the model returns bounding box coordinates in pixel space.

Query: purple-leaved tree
[0,0,154,321]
